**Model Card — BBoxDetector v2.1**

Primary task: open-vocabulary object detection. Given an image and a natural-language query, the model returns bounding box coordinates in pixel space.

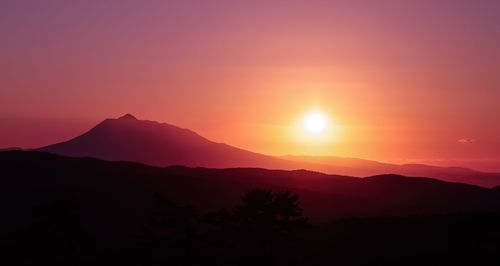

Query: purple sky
[1,0,499,170]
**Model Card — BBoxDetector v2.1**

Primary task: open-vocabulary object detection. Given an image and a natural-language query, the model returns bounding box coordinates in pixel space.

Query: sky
[1,0,499,171]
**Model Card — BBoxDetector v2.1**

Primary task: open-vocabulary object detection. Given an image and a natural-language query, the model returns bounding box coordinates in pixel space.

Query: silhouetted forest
[2,151,500,265]
[5,191,500,265]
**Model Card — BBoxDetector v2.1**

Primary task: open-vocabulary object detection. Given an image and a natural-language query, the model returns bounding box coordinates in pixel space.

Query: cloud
[458,138,475,144]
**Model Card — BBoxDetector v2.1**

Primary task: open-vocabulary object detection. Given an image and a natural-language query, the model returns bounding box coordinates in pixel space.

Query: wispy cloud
[458,138,475,144]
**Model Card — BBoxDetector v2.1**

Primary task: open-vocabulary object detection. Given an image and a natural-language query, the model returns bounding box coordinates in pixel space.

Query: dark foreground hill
[2,151,500,244]
[2,151,500,265]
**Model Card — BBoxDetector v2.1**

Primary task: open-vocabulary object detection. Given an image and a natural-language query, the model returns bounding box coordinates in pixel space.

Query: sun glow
[288,109,341,153]
[304,113,326,133]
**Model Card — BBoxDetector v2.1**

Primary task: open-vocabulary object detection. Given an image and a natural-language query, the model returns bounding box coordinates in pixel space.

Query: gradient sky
[1,0,499,170]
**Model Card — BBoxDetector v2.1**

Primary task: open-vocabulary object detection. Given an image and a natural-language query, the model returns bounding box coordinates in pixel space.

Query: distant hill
[2,151,500,247]
[37,114,500,187]
[283,155,500,188]
[0,147,22,152]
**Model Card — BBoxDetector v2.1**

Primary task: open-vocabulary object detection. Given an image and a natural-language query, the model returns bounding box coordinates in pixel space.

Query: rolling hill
[0,151,500,265]
[2,151,500,247]
[284,155,500,188]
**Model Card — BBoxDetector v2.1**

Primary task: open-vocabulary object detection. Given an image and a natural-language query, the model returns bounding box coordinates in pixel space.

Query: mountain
[283,155,500,188]
[39,114,299,169]
[38,114,500,187]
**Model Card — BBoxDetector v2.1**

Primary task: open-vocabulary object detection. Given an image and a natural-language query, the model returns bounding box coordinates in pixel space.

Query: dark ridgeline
[284,155,500,188]
[38,114,500,187]
[2,150,500,265]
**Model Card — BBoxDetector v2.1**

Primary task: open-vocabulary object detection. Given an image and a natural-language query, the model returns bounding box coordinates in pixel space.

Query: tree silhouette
[203,189,311,265]
[137,193,199,265]
[235,190,309,238]
[138,190,311,265]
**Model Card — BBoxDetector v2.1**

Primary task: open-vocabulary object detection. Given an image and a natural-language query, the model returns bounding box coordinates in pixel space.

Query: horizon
[1,1,500,171]
[4,112,500,173]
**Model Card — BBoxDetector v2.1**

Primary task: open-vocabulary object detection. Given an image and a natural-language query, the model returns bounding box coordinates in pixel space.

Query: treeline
[5,189,500,266]
[137,189,311,265]
[7,189,311,266]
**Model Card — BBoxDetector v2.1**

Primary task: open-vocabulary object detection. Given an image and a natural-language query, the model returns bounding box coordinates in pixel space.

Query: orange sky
[1,1,499,170]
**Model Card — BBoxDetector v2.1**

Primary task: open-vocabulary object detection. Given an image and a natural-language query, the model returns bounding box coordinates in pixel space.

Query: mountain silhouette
[39,114,297,169]
[119,113,138,120]
[37,114,500,187]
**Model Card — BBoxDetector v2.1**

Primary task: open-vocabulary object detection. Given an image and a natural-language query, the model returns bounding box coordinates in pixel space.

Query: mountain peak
[118,113,137,120]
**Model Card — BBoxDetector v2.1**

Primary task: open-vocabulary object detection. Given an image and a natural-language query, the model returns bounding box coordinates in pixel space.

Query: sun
[291,110,341,148]
[304,113,326,133]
